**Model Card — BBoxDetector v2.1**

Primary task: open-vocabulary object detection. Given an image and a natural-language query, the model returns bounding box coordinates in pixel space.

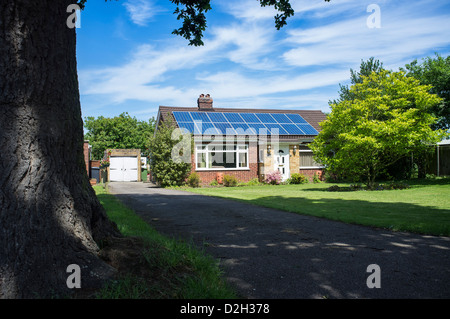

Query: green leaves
[84,112,155,159]
[403,54,450,130]
[310,70,445,187]
[171,0,212,46]
[79,1,334,46]
[148,115,192,187]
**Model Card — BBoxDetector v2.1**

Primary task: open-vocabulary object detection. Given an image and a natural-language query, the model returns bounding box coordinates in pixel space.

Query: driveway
[108,182,450,299]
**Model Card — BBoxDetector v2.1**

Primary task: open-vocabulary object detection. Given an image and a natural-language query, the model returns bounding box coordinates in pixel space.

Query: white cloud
[79,0,450,120]
[283,9,450,67]
[123,0,157,26]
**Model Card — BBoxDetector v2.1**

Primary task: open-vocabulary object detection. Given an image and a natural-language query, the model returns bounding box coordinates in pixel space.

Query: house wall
[83,141,90,177]
[260,143,323,182]
[299,169,323,181]
[188,142,323,185]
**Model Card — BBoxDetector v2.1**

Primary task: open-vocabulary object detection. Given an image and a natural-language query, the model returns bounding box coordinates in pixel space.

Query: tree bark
[0,1,121,298]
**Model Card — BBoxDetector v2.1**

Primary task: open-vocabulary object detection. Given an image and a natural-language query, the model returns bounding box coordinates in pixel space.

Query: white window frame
[299,149,324,169]
[195,144,249,171]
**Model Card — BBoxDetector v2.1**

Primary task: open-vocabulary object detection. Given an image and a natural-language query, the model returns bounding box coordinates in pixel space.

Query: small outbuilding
[106,149,142,182]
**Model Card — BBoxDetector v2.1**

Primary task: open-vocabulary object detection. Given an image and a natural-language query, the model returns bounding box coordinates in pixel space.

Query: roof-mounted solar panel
[191,112,211,123]
[270,113,291,124]
[223,112,245,123]
[239,113,261,123]
[264,123,288,135]
[207,112,228,122]
[173,111,193,123]
[283,124,305,135]
[286,113,308,124]
[172,111,318,136]
[255,113,277,123]
[297,124,318,135]
[214,123,236,135]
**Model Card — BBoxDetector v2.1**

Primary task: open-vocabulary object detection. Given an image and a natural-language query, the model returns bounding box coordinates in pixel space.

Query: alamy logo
[367,4,381,29]
[366,264,381,288]
[66,264,81,289]
[67,4,81,29]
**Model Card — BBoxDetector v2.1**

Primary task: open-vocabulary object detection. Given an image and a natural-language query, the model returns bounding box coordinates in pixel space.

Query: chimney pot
[197,94,213,110]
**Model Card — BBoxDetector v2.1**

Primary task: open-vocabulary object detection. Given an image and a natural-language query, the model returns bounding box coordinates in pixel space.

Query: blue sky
[76,0,450,122]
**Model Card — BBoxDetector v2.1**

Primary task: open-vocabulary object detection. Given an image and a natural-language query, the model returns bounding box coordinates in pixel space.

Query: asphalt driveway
[108,182,450,299]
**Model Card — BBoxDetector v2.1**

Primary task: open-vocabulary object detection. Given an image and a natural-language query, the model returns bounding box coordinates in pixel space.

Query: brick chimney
[197,94,213,110]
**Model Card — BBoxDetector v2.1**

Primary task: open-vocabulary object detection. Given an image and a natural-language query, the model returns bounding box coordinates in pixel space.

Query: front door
[274,147,290,182]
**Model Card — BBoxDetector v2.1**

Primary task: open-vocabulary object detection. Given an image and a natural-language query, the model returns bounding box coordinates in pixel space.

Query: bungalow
[154,94,326,185]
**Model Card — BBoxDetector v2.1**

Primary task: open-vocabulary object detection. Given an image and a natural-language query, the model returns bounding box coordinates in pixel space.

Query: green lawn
[184,179,450,237]
[93,184,236,299]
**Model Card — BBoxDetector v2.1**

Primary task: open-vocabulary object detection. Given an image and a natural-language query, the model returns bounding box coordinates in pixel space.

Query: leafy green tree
[330,57,385,105]
[148,115,192,187]
[311,70,445,188]
[84,113,155,159]
[402,54,450,131]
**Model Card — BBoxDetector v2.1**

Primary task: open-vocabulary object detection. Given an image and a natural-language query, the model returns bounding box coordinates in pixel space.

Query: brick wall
[83,141,90,177]
[299,169,324,181]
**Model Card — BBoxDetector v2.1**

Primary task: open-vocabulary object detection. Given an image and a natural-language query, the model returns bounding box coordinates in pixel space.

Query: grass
[183,178,450,237]
[92,184,236,299]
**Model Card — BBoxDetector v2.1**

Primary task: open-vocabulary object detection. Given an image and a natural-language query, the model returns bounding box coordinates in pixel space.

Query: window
[196,144,249,170]
[299,146,323,168]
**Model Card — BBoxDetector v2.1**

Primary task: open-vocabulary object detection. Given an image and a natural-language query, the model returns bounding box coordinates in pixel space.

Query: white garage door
[110,157,138,182]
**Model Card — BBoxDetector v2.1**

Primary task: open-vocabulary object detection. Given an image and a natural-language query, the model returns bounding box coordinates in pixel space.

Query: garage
[107,149,141,182]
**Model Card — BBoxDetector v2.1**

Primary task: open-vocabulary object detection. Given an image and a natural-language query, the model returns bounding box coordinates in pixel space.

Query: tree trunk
[0,1,121,298]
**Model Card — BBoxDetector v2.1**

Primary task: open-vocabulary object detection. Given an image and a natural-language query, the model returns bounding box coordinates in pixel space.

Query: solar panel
[231,123,251,135]
[255,113,277,123]
[297,124,318,135]
[286,113,308,124]
[247,123,268,135]
[173,111,193,123]
[191,112,211,123]
[214,123,236,135]
[264,123,288,135]
[177,122,197,134]
[172,111,318,136]
[198,122,219,135]
[207,112,228,122]
[223,112,244,123]
[283,124,305,135]
[239,113,261,123]
[270,113,291,124]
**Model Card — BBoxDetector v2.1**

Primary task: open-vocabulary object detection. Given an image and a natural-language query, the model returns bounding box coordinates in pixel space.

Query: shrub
[209,179,219,186]
[187,172,201,188]
[385,182,410,190]
[313,172,321,184]
[223,175,238,187]
[148,117,191,187]
[264,171,282,185]
[246,178,261,186]
[327,185,341,192]
[290,173,307,184]
[349,183,363,191]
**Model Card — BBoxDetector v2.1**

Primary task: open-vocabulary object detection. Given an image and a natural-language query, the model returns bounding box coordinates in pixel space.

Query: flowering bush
[100,158,110,169]
[264,171,282,185]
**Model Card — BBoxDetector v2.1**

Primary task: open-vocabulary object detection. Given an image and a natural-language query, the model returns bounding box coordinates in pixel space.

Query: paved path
[108,182,450,299]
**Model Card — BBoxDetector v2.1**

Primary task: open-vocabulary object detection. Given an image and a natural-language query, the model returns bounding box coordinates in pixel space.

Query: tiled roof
[157,106,327,133]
